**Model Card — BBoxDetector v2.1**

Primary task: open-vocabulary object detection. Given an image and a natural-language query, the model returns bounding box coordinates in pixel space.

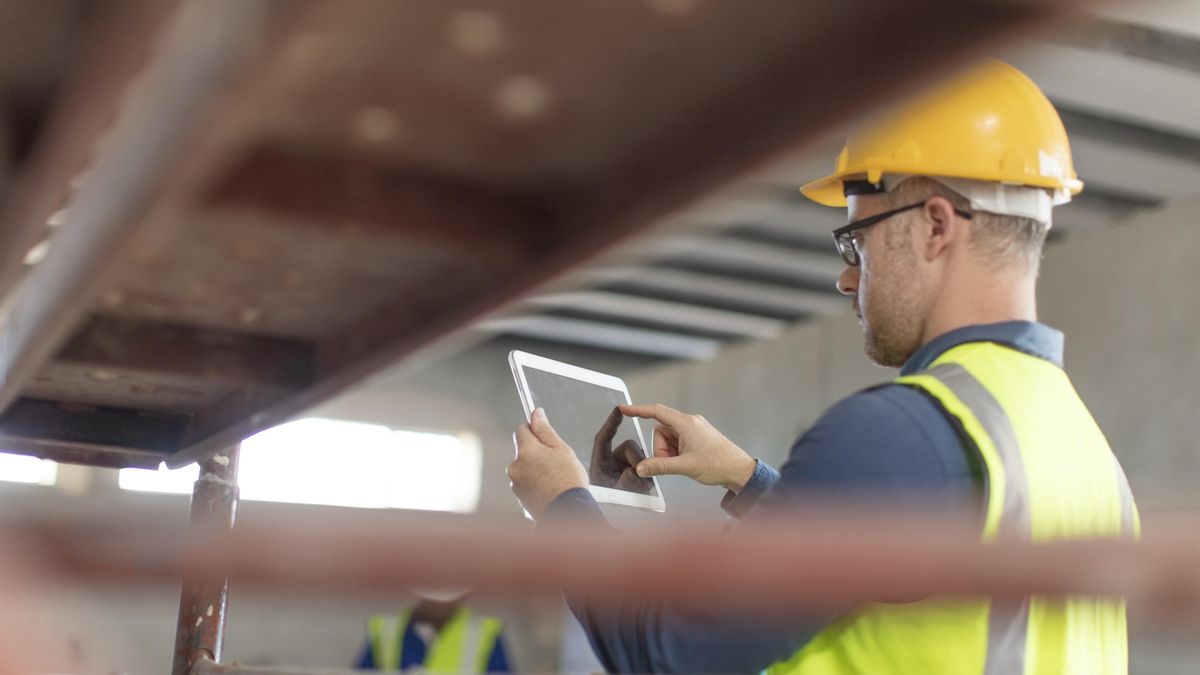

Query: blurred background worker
[356,588,512,672]
[509,60,1139,674]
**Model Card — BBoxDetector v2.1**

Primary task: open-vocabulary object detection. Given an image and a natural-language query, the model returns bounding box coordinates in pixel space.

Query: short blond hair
[885,176,1048,271]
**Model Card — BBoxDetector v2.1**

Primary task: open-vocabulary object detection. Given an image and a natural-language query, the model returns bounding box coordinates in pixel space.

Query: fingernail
[636,465,648,477]
[534,408,546,421]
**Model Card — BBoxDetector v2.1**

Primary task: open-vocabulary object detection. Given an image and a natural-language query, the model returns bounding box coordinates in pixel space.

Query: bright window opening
[118,419,482,512]
[0,452,57,486]
[118,461,197,494]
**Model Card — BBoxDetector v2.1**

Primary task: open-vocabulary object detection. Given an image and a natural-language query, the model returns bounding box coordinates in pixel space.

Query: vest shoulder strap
[897,362,1022,539]
[367,610,411,671]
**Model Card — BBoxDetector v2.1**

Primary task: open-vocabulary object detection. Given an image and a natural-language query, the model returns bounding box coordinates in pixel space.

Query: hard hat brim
[800,167,1083,209]
[799,174,849,207]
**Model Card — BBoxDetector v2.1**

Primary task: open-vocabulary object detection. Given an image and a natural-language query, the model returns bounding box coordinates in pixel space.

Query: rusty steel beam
[9,508,1200,616]
[204,145,546,266]
[0,0,281,415]
[0,0,1105,473]
[0,0,177,304]
[162,0,1095,469]
[172,446,240,675]
[0,397,187,453]
[55,315,317,390]
[0,436,165,469]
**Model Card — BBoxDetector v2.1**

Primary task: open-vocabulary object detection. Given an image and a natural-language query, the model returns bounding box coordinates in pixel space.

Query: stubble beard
[859,240,926,369]
[863,313,917,368]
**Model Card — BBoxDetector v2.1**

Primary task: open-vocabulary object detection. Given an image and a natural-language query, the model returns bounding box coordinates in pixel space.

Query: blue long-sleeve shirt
[540,321,1064,673]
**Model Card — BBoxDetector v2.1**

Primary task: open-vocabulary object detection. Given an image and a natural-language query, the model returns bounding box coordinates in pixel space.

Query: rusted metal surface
[172,446,240,675]
[9,508,1200,617]
[30,315,317,412]
[0,0,282,418]
[0,397,187,453]
[0,0,1097,469]
[0,0,175,302]
[158,0,1093,469]
[0,433,172,470]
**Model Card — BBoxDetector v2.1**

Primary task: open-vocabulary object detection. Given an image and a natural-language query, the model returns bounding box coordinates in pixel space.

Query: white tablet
[509,350,666,512]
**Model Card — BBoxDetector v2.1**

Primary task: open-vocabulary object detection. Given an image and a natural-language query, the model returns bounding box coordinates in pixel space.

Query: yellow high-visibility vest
[367,607,503,672]
[768,341,1138,675]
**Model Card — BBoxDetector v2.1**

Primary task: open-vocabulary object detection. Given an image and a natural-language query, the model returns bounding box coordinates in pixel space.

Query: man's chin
[864,334,907,369]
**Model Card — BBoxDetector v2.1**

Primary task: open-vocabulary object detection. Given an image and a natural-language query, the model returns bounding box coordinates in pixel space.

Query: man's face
[838,195,933,368]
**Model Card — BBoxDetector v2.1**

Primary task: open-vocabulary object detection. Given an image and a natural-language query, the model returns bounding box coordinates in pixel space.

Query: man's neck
[921,270,1038,346]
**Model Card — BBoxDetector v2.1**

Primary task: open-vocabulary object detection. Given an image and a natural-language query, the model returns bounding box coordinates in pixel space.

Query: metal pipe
[190,656,362,675]
[172,446,240,675]
[8,506,1199,615]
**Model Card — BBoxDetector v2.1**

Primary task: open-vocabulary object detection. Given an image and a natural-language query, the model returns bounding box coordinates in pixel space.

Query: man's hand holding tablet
[508,404,759,521]
[507,350,762,521]
[508,351,667,513]
[508,407,589,520]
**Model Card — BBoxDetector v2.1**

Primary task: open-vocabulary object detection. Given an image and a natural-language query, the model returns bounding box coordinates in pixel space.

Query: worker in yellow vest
[356,590,510,672]
[508,59,1139,674]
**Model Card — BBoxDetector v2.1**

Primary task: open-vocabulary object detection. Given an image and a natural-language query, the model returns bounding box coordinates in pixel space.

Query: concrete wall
[1,198,1196,673]
[1039,198,1200,511]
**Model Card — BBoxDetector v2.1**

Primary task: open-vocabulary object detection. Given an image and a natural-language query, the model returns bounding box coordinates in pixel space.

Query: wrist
[722,453,757,493]
[534,487,572,519]
[539,477,587,517]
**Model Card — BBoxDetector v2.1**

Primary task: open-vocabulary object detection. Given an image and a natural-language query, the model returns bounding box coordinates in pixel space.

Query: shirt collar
[899,321,1064,376]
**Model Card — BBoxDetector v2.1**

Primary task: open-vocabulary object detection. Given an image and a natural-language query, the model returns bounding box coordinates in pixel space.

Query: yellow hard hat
[800,59,1083,207]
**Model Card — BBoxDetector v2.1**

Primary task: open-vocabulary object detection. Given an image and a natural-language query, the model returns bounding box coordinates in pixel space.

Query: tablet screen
[522,368,658,497]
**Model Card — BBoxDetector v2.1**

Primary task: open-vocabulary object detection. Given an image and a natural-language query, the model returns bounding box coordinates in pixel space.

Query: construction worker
[356,589,511,672]
[508,60,1139,674]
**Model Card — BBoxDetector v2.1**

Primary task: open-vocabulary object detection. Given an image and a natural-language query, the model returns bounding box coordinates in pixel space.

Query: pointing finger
[620,403,688,428]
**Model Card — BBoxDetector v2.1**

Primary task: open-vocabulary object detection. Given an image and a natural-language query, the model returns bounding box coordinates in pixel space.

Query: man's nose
[837,265,859,296]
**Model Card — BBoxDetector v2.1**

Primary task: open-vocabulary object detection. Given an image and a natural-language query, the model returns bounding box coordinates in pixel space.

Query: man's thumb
[636,456,688,478]
[530,408,564,445]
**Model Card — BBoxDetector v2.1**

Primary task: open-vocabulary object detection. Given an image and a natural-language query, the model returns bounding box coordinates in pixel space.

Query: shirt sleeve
[540,489,828,673]
[720,458,780,519]
[762,385,981,513]
[538,384,980,673]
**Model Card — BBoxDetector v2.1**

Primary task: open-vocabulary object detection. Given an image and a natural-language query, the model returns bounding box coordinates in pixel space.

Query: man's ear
[921,196,961,262]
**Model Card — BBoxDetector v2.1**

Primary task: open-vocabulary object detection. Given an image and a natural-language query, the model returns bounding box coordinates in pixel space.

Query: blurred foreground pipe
[191,657,360,675]
[12,507,1200,616]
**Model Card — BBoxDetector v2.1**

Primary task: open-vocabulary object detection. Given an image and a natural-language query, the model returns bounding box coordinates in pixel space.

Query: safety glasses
[831,201,972,266]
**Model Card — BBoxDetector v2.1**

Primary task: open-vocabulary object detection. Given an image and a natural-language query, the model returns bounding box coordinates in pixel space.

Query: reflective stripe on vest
[926,363,1029,675]
[767,342,1138,675]
[367,608,502,672]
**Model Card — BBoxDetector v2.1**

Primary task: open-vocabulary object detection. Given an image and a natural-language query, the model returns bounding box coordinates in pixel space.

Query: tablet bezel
[508,350,666,512]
